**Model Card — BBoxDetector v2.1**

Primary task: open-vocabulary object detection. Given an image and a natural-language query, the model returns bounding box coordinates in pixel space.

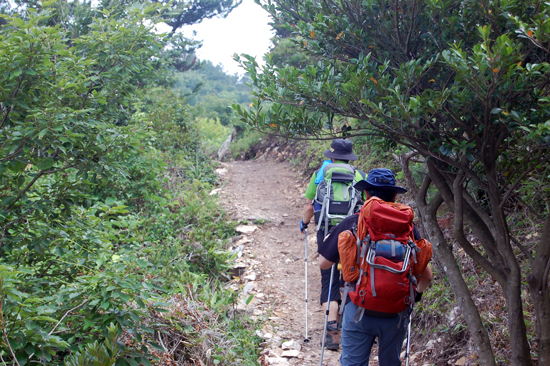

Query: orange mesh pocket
[411,238,433,277]
[338,230,360,282]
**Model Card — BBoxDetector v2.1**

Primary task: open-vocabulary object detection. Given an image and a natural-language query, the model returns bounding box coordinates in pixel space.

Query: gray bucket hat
[323,139,358,161]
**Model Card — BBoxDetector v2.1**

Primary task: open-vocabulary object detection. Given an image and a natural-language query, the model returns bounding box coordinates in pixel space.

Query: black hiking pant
[317,227,343,305]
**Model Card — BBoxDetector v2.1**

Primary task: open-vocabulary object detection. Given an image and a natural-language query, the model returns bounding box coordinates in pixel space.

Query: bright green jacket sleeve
[304,172,318,200]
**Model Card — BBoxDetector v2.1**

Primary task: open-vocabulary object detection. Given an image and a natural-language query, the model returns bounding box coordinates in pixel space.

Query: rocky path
[215,160,343,366]
[212,159,456,366]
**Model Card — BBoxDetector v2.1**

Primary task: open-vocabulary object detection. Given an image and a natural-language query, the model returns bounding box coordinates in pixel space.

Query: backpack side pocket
[338,230,360,282]
[411,238,433,277]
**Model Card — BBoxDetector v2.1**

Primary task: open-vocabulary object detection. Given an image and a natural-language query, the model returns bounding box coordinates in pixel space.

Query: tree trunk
[528,275,550,365]
[485,164,532,366]
[506,273,533,366]
[427,158,534,365]
[397,158,497,366]
[418,195,497,366]
[528,215,550,364]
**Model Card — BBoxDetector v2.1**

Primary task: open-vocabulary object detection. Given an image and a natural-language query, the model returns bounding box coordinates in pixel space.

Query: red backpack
[338,197,432,317]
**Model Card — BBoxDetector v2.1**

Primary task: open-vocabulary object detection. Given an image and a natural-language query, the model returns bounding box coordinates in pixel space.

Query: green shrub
[0,4,260,364]
[229,127,263,159]
[197,117,232,156]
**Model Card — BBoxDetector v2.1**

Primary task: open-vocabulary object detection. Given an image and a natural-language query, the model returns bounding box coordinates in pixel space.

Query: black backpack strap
[353,169,367,205]
[339,282,353,316]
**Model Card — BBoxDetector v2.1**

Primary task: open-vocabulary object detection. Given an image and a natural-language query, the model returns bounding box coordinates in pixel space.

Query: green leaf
[140,325,154,334]
[129,312,141,322]
[135,297,145,307]
[24,344,35,355]
[36,158,54,170]
[16,99,29,109]
[89,299,100,307]
[16,353,28,365]
[83,319,94,330]
[1,197,15,207]
[125,358,139,366]
[31,315,58,322]
[152,284,165,292]
[149,342,165,351]
[136,259,148,267]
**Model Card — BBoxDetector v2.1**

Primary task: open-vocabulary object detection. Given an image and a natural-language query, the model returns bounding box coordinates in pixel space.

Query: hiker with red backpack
[300,138,366,350]
[318,168,433,366]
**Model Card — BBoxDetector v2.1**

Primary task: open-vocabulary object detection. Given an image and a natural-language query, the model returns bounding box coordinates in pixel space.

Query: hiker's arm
[302,172,317,225]
[318,254,334,270]
[302,200,314,224]
[416,264,433,293]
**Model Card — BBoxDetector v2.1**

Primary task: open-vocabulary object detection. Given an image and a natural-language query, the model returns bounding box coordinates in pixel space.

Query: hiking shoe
[321,321,341,350]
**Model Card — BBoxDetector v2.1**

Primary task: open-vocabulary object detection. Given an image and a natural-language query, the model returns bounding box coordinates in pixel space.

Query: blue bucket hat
[354,168,407,194]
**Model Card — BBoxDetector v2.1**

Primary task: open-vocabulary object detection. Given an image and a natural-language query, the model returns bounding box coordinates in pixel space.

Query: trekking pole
[304,229,310,343]
[405,309,412,366]
[320,262,336,366]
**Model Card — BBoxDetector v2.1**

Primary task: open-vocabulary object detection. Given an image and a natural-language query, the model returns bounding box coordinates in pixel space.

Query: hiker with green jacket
[300,138,366,350]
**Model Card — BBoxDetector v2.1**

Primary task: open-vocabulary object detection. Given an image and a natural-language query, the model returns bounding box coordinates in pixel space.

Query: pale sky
[180,0,275,76]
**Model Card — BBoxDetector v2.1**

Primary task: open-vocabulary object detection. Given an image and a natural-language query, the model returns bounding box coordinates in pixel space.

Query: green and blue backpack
[313,162,366,236]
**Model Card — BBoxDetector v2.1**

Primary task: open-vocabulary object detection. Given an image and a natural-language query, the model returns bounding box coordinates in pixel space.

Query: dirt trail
[216,160,342,366]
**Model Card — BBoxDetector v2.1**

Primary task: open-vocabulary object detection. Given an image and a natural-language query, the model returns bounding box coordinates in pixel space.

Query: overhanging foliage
[234,1,550,364]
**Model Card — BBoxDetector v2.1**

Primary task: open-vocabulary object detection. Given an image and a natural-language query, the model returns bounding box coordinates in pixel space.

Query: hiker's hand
[415,291,423,303]
[300,219,309,233]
